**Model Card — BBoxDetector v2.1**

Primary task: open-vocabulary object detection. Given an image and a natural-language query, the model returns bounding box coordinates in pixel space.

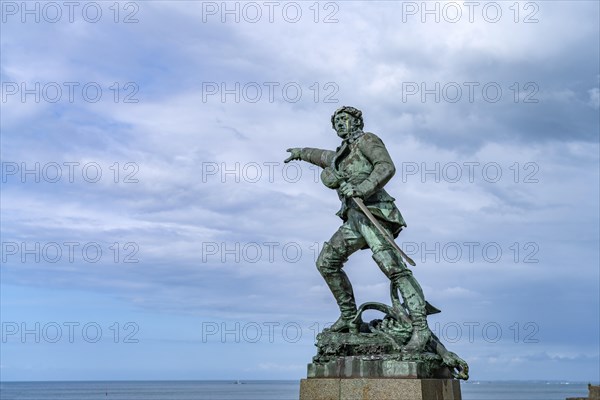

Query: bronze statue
[285,106,432,353]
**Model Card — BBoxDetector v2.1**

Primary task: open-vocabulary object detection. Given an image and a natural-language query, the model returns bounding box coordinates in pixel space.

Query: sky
[0,0,599,382]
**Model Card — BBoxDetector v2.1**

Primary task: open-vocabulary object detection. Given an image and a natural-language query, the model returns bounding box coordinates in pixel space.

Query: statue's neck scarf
[344,129,364,144]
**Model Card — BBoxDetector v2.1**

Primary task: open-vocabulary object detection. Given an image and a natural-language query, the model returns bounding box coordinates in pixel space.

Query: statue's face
[333,112,356,138]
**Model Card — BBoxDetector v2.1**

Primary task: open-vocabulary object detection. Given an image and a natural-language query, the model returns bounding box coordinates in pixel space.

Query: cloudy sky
[1,0,599,382]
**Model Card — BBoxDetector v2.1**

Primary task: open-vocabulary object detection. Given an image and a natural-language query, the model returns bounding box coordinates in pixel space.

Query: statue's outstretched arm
[284,147,335,169]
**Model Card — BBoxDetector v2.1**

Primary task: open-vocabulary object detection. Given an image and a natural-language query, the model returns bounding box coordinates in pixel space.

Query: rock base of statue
[300,377,461,400]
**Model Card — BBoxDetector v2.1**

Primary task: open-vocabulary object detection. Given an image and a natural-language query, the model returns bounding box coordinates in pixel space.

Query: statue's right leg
[316,226,364,333]
[349,208,431,352]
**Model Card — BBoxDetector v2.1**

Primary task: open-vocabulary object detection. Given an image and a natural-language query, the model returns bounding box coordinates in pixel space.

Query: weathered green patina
[285,106,468,380]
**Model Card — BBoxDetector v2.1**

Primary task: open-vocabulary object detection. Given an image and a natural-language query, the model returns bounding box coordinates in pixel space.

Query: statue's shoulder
[361,131,381,140]
[357,132,386,148]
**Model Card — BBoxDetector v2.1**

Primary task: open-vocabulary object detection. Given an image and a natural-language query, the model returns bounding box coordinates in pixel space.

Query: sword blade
[352,197,416,267]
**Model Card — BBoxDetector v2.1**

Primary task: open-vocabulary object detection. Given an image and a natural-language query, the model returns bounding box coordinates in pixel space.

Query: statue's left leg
[372,250,431,353]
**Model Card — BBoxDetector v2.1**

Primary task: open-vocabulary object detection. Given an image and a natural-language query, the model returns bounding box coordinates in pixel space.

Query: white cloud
[588,88,600,109]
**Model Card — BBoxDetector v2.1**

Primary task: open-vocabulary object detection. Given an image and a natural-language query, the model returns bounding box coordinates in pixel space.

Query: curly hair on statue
[330,106,364,130]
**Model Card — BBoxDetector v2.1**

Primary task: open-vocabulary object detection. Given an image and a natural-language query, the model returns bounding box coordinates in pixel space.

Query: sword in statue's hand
[351,197,417,267]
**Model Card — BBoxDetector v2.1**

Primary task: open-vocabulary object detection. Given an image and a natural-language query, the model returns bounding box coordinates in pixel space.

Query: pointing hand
[284,148,302,163]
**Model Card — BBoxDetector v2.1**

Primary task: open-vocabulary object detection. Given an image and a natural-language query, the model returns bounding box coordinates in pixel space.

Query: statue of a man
[285,106,431,352]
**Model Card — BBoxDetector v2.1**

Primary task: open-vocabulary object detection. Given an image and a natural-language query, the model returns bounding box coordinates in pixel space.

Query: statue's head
[331,106,364,138]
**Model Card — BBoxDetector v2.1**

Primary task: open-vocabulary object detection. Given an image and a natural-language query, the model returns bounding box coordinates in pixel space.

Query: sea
[0,380,593,400]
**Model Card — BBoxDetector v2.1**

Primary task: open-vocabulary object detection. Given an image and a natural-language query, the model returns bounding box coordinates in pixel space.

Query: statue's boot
[373,249,431,352]
[317,242,360,333]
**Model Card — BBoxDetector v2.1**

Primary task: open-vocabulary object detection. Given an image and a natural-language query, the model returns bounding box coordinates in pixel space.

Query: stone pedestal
[300,378,462,400]
[300,357,462,400]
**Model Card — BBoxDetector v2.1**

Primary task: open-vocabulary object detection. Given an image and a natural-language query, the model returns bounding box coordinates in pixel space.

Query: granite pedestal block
[300,357,462,400]
[300,378,462,400]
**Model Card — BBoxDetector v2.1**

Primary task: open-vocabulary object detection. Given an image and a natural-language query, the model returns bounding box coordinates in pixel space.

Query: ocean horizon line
[1,379,598,384]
